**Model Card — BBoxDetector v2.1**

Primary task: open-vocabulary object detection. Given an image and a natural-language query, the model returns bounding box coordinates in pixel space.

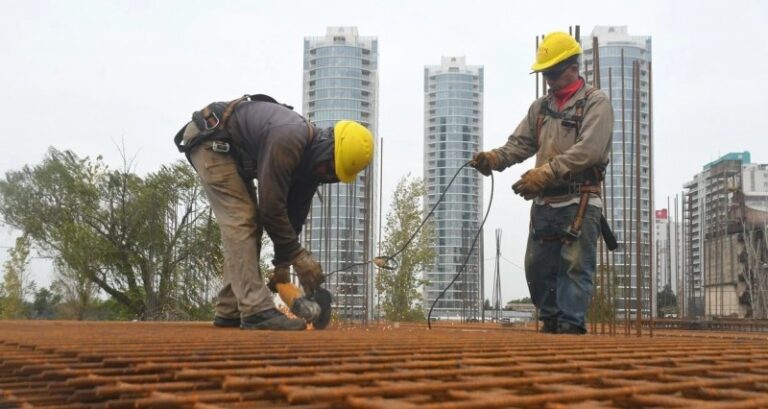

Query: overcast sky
[1,0,766,303]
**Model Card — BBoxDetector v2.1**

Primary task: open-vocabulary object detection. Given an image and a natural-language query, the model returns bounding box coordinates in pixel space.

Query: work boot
[213,316,241,328]
[241,308,306,331]
[557,322,586,335]
[540,320,558,334]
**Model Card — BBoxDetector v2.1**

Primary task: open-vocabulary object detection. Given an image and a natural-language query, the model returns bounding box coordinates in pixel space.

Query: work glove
[292,249,325,295]
[266,264,290,293]
[470,151,499,176]
[512,162,556,200]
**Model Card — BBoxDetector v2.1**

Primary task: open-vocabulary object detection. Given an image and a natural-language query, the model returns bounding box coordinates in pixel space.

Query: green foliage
[587,265,620,323]
[31,287,61,319]
[51,261,99,320]
[91,297,138,321]
[657,284,678,318]
[0,148,221,320]
[1,235,36,319]
[505,297,532,308]
[376,175,435,322]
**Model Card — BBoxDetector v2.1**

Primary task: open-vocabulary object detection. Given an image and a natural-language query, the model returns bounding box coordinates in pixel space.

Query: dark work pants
[525,203,600,332]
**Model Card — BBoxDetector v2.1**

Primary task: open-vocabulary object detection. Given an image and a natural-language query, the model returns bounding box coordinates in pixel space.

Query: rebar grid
[2,321,768,408]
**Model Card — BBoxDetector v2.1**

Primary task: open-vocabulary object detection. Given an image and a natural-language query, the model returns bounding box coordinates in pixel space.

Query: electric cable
[427,167,493,329]
[324,160,483,278]
[321,160,494,331]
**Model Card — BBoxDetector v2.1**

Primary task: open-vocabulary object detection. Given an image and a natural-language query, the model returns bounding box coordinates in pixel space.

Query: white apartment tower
[582,26,653,319]
[423,56,484,320]
[302,27,378,321]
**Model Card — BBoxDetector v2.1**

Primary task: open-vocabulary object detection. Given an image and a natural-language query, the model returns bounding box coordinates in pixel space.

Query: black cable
[321,160,494,330]
[427,169,493,329]
[325,161,477,278]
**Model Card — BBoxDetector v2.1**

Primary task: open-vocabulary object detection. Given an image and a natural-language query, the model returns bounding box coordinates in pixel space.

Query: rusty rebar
[3,321,768,408]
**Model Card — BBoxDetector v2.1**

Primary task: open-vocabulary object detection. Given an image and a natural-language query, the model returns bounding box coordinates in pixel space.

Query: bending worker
[472,32,613,334]
[175,94,374,330]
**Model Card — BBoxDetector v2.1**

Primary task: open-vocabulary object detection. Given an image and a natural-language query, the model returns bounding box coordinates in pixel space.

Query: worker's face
[313,160,339,183]
[543,64,578,91]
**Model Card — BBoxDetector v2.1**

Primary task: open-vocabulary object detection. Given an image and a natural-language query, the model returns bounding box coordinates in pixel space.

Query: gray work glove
[292,249,325,295]
[267,264,290,293]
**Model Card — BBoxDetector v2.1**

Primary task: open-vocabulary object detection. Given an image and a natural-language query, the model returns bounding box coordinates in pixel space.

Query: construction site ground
[2,320,768,408]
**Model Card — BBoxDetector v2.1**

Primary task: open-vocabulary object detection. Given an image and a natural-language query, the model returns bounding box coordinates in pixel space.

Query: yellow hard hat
[334,120,374,183]
[531,31,582,72]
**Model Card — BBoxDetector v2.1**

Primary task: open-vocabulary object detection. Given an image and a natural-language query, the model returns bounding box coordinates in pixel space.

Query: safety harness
[174,94,298,180]
[534,88,617,250]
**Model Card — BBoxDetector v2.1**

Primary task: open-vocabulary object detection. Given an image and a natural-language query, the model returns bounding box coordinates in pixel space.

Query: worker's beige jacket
[493,81,614,191]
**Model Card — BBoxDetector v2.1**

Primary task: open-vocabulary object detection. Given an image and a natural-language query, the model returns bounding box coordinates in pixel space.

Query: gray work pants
[183,122,275,318]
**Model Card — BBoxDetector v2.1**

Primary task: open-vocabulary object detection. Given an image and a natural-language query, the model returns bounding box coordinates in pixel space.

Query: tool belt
[536,167,618,251]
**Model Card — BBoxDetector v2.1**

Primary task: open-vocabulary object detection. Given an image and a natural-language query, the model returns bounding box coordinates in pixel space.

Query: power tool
[275,283,332,329]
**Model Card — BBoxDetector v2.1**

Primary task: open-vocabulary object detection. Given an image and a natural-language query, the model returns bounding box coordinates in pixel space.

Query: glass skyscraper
[582,26,652,318]
[422,56,484,320]
[301,27,378,321]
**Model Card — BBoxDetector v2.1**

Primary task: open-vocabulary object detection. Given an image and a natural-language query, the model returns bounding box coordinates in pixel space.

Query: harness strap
[536,86,598,145]
[176,94,315,182]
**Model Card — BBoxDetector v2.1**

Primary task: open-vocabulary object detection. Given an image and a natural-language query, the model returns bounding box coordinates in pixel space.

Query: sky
[1,0,766,304]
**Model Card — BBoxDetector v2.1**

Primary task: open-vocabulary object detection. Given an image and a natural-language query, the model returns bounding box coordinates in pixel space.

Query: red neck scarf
[553,78,584,111]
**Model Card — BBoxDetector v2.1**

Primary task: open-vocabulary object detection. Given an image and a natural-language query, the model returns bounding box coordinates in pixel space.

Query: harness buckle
[204,112,220,130]
[211,141,230,153]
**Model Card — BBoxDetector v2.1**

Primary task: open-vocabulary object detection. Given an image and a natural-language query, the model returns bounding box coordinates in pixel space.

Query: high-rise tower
[422,56,484,320]
[302,27,378,321]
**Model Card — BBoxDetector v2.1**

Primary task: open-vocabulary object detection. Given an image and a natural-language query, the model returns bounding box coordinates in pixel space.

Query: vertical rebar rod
[535,36,540,99]
[584,60,591,88]
[377,137,383,322]
[627,60,636,337]
[363,167,370,325]
[592,35,605,335]
[608,66,616,336]
[541,35,547,96]
[648,61,654,337]
[634,60,642,337]
[621,48,629,335]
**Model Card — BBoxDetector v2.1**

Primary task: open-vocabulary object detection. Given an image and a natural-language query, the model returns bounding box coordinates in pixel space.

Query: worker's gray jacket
[492,81,614,198]
[228,101,332,264]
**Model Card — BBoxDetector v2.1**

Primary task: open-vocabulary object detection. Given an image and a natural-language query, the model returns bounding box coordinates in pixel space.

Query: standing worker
[472,32,613,334]
[175,94,374,330]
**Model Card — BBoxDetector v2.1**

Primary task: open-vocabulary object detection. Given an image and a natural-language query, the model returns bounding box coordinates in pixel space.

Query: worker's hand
[470,151,499,176]
[512,163,556,200]
[292,249,325,295]
[267,265,291,293]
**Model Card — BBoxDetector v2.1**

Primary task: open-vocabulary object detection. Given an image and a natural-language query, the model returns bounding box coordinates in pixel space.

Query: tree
[51,261,99,320]
[1,235,36,319]
[376,175,435,322]
[504,297,532,308]
[483,298,492,311]
[31,287,61,319]
[0,148,221,320]
[657,284,678,318]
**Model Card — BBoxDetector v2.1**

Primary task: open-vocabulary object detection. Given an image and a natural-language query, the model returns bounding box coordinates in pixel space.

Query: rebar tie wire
[324,160,495,329]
